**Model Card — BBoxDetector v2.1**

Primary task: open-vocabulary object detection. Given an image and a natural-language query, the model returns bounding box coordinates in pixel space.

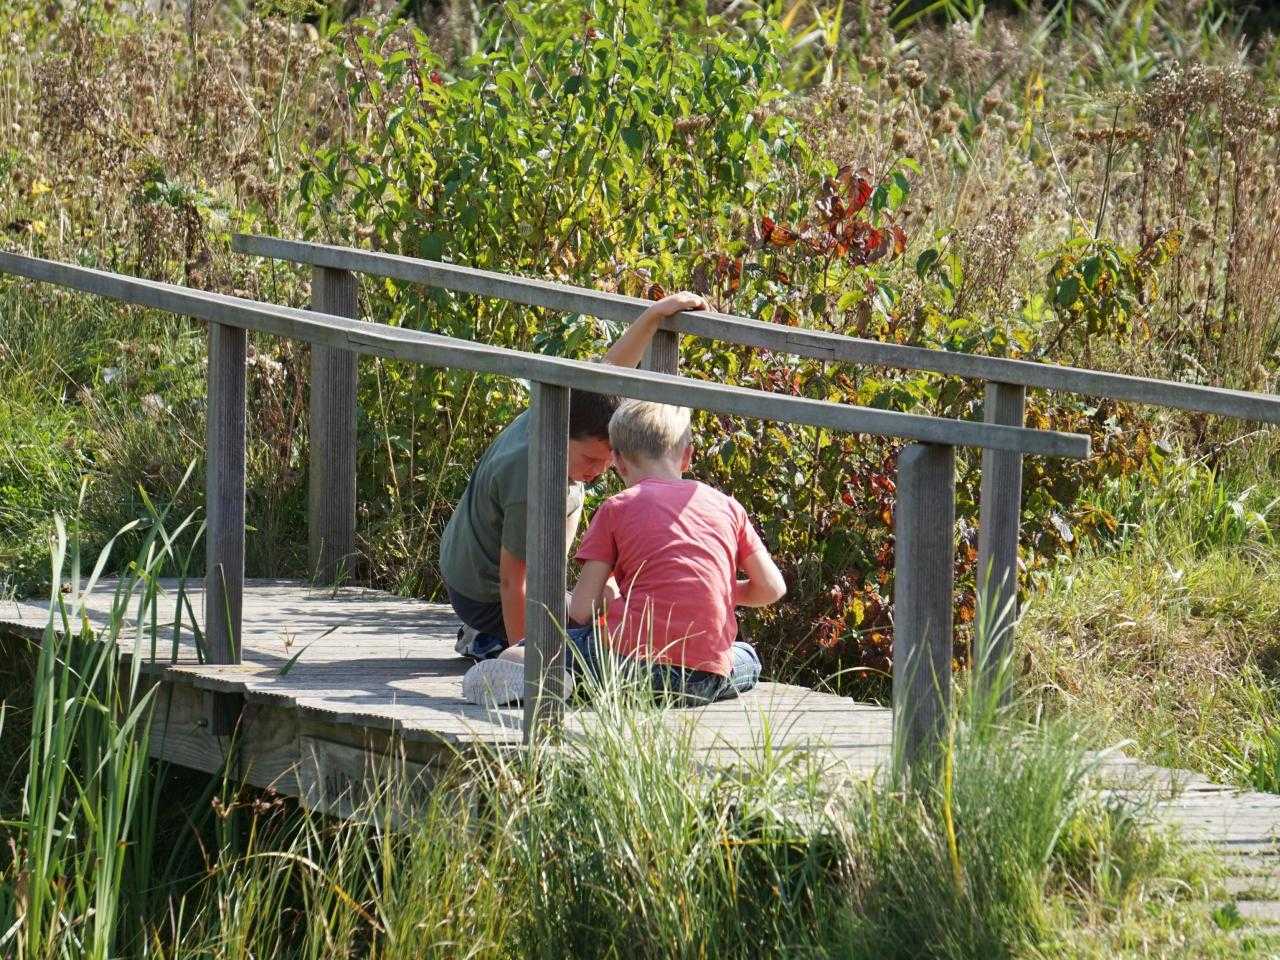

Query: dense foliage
[2,0,1280,719]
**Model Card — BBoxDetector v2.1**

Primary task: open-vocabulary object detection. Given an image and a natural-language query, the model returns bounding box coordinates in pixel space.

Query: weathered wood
[523,383,571,741]
[975,382,1026,705]
[308,267,359,585]
[893,443,956,773]
[297,735,438,821]
[231,233,1280,427]
[0,252,1089,458]
[642,328,680,374]
[206,321,246,735]
[3,577,893,756]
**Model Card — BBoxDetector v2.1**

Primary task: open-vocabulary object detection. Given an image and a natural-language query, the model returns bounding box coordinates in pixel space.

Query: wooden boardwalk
[0,579,892,803]
[5,579,1280,928]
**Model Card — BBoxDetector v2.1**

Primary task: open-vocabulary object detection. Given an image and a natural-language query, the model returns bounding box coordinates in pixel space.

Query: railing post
[206,321,247,735]
[642,328,679,375]
[893,442,956,773]
[976,382,1026,703]
[309,267,360,585]
[523,382,571,742]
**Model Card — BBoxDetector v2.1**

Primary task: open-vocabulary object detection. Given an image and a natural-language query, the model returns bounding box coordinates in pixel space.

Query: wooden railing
[1,249,1094,766]
[232,233,1280,706]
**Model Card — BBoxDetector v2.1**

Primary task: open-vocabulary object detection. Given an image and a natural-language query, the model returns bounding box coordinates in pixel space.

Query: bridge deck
[6,579,1280,928]
[0,579,893,787]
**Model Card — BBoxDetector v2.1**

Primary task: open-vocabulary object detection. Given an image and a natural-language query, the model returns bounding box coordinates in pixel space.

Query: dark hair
[568,390,621,442]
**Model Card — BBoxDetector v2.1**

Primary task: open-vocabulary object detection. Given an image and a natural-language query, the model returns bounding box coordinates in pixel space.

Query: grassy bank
[1022,442,1280,788]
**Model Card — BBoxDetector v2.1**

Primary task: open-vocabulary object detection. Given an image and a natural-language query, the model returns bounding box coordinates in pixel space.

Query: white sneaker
[462,658,525,706]
[461,658,575,707]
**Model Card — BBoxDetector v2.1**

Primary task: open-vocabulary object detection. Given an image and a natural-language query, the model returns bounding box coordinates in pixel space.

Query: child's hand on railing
[602,292,707,367]
[642,291,708,320]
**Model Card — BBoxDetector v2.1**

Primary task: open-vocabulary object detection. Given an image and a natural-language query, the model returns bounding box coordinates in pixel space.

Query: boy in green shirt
[441,291,706,659]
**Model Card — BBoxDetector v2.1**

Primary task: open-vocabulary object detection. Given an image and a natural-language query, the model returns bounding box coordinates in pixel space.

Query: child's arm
[569,560,614,625]
[735,551,787,608]
[499,547,528,643]
[601,292,707,368]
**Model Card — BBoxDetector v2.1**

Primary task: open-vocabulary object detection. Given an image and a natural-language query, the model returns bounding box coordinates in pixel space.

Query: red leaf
[847,221,891,265]
[890,223,908,257]
[836,165,874,215]
[816,179,846,222]
[764,218,801,247]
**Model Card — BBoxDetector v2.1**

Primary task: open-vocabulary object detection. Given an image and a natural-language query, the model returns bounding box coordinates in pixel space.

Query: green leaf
[889,170,910,208]
[1056,276,1081,307]
[916,248,940,278]
[1081,256,1102,289]
[621,127,646,153]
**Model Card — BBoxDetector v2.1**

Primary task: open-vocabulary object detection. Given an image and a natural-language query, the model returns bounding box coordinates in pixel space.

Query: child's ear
[614,451,632,482]
[679,443,694,472]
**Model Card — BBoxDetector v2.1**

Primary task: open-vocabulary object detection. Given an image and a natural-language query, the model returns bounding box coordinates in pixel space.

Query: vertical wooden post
[893,443,956,773]
[206,321,247,735]
[642,328,679,375]
[976,382,1026,703]
[523,382,571,742]
[309,267,359,585]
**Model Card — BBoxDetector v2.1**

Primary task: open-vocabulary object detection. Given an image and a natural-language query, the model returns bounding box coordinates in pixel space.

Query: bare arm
[735,551,787,608]
[569,560,614,625]
[499,547,528,643]
[600,292,707,368]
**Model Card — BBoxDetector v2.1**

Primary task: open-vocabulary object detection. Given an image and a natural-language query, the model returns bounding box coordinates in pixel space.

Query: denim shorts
[566,626,762,707]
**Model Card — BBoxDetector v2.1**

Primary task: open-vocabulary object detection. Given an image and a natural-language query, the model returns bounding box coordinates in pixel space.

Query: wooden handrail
[232,233,1280,426]
[0,248,1090,755]
[0,251,1087,458]
[234,231,1280,723]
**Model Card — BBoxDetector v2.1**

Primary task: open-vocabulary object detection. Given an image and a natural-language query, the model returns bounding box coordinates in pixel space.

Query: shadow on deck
[2,579,893,809]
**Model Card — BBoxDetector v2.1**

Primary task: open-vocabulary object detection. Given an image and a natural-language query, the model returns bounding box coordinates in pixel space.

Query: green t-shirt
[439,411,584,603]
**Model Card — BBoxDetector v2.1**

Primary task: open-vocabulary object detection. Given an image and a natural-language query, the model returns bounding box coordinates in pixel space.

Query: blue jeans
[565,626,762,706]
[447,585,509,660]
[449,585,594,662]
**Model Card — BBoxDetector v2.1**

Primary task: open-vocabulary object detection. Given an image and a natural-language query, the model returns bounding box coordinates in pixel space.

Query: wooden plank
[523,382,571,741]
[892,443,956,773]
[206,320,246,735]
[975,382,1025,705]
[642,328,679,375]
[308,267,359,585]
[146,681,302,794]
[0,252,1088,458]
[147,679,232,774]
[230,233,1280,427]
[297,735,438,821]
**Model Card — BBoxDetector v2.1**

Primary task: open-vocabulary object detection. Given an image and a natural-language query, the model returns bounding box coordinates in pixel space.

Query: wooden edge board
[231,233,1280,427]
[0,251,1087,457]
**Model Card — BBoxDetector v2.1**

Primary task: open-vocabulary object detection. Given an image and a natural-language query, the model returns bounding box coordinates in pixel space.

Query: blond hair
[608,400,692,462]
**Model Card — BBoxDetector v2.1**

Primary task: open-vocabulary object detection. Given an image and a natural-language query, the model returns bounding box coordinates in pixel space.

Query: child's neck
[623,458,684,486]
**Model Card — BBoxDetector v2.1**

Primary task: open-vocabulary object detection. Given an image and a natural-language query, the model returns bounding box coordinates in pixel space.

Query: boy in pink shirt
[462,399,786,707]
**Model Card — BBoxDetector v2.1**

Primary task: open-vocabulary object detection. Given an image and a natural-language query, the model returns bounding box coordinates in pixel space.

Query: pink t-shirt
[575,477,767,676]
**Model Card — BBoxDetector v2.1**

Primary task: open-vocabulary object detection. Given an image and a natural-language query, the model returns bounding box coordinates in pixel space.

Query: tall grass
[0,533,1237,956]
[1021,448,1280,788]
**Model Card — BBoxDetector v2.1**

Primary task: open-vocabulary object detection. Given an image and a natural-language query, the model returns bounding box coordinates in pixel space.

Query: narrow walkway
[4,579,1280,931]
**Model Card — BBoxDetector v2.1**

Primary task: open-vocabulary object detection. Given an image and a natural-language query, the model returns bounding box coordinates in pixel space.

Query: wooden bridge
[4,239,1280,914]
